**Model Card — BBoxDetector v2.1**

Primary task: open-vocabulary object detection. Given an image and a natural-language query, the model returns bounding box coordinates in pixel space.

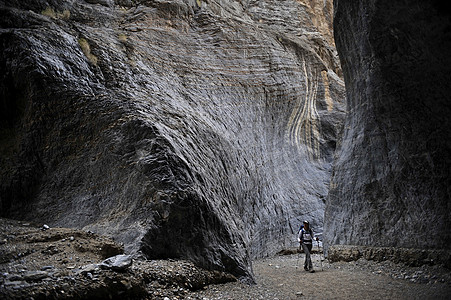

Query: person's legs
[302,243,312,270]
[307,244,313,270]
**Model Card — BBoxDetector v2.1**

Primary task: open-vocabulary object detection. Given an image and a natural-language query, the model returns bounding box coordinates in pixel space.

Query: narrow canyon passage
[1,1,450,298]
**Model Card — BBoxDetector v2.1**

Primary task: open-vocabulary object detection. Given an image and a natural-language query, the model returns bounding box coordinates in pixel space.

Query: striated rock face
[325,0,451,252]
[327,245,451,268]
[0,0,344,278]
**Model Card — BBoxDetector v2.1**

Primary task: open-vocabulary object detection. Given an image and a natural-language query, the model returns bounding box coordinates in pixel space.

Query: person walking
[298,220,318,273]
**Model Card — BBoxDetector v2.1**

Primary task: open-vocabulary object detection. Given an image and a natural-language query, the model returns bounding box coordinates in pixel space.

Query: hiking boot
[304,267,309,271]
[309,269,315,273]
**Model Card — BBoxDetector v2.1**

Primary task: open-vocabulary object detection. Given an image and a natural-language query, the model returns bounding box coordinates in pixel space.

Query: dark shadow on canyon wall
[325,0,451,252]
[0,0,344,278]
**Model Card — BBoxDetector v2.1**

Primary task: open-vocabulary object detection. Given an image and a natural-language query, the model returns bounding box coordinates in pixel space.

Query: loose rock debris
[1,218,450,299]
[0,218,235,299]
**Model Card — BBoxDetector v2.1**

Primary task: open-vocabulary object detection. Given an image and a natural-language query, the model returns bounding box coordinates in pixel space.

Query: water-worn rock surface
[0,0,344,278]
[324,0,451,251]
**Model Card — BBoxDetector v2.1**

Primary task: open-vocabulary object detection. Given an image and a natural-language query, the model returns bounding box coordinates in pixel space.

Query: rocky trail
[1,218,450,299]
[192,253,451,300]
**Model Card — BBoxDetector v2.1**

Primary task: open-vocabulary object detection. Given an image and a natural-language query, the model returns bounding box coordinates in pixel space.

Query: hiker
[298,220,318,272]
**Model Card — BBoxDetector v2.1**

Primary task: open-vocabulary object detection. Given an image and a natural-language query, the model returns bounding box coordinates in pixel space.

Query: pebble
[100,254,132,271]
[23,270,49,281]
[3,280,26,287]
[78,263,100,274]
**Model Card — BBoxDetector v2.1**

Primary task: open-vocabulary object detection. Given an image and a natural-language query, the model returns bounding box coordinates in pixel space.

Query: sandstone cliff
[325,0,451,251]
[0,0,344,278]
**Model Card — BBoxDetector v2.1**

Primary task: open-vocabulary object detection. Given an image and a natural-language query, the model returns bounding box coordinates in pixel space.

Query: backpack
[299,225,313,242]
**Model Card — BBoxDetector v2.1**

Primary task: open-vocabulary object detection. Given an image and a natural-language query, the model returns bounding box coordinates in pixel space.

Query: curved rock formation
[0,0,344,278]
[325,0,451,252]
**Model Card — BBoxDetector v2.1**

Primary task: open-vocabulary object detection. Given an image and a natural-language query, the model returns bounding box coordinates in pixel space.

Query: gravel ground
[190,253,451,300]
[1,218,450,299]
[0,218,234,299]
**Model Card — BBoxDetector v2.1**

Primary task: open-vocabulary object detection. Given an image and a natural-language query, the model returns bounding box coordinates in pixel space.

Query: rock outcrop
[0,218,236,299]
[327,245,451,269]
[0,0,344,278]
[325,0,451,252]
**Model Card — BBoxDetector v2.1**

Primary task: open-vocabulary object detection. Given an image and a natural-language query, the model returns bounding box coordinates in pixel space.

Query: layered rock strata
[325,0,451,252]
[0,0,344,278]
[327,245,451,269]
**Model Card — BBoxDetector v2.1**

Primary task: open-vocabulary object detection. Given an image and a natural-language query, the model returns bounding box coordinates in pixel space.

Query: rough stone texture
[0,218,236,299]
[0,0,345,278]
[324,0,451,252]
[328,245,451,269]
[100,254,133,271]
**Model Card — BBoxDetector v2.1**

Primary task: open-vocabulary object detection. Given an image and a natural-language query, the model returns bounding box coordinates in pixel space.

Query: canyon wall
[0,0,344,278]
[325,0,451,251]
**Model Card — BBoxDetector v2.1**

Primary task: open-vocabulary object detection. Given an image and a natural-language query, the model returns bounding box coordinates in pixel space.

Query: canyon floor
[191,253,451,300]
[1,218,450,300]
